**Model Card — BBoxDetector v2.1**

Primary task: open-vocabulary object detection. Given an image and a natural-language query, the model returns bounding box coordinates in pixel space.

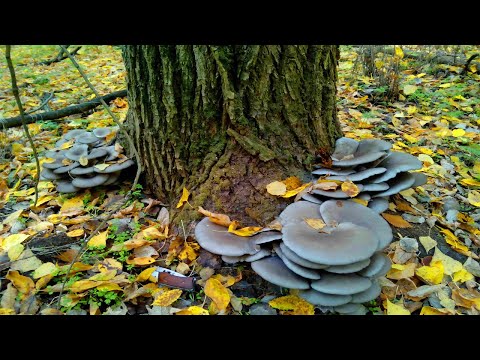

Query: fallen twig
[38,45,82,66]
[0,89,127,129]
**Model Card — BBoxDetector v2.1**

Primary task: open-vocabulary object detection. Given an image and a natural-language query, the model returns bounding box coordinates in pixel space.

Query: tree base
[169,142,309,227]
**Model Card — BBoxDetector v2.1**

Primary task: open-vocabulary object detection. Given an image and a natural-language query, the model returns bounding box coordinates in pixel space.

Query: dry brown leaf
[197,206,232,227]
[382,213,413,228]
[313,181,338,191]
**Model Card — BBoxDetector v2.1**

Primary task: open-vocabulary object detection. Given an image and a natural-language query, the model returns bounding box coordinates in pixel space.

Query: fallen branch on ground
[38,46,82,66]
[0,89,127,129]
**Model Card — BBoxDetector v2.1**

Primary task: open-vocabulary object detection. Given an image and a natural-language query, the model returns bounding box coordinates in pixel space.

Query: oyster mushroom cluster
[303,137,427,213]
[40,128,134,193]
[195,138,429,314]
[195,199,393,315]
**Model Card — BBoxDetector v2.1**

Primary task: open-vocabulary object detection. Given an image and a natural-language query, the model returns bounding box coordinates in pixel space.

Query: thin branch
[56,45,143,309]
[0,90,127,129]
[25,92,54,115]
[38,46,82,66]
[5,45,40,207]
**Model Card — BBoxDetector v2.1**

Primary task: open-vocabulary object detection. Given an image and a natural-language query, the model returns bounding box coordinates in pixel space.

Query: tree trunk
[122,45,342,226]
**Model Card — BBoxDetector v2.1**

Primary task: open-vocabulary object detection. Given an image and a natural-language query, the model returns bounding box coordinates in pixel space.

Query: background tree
[122,45,342,225]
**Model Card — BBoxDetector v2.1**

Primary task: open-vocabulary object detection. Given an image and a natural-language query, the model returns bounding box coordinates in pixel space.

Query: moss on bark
[122,45,342,225]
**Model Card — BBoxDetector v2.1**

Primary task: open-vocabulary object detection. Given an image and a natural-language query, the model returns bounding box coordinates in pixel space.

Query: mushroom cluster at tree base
[194,138,428,314]
[40,127,134,193]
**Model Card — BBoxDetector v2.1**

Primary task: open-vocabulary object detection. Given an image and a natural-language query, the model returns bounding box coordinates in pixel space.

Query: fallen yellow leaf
[452,129,465,137]
[126,256,156,266]
[59,196,84,217]
[341,180,360,197]
[420,306,450,315]
[386,299,410,315]
[32,262,58,279]
[152,289,182,306]
[204,278,230,311]
[176,187,190,209]
[382,213,412,228]
[452,268,474,283]
[87,230,108,248]
[175,306,209,315]
[8,243,24,261]
[283,176,302,190]
[282,183,311,198]
[419,236,437,253]
[266,181,287,196]
[403,84,417,95]
[227,223,263,237]
[415,260,444,285]
[178,244,198,262]
[96,283,123,292]
[386,262,416,280]
[460,178,480,187]
[1,233,30,252]
[431,247,462,275]
[268,295,314,315]
[304,218,326,231]
[352,198,368,206]
[6,270,35,296]
[136,267,157,282]
[66,228,84,237]
[468,190,480,207]
[0,308,16,315]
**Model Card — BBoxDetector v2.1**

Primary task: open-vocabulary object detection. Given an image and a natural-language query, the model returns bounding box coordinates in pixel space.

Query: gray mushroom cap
[332,152,387,167]
[53,162,80,174]
[65,144,89,161]
[44,150,65,160]
[351,281,382,303]
[370,152,422,183]
[40,168,64,180]
[70,166,95,176]
[282,221,378,265]
[94,159,134,174]
[373,172,416,198]
[325,258,371,274]
[331,137,359,161]
[194,217,259,256]
[362,182,389,192]
[320,200,393,250]
[411,172,427,187]
[279,242,329,269]
[54,138,70,148]
[221,248,271,264]
[77,132,100,144]
[105,145,119,161]
[311,273,372,295]
[278,201,321,225]
[86,147,108,160]
[273,243,321,280]
[93,127,113,138]
[43,158,66,170]
[327,167,387,182]
[40,169,63,180]
[312,168,356,176]
[251,256,310,289]
[103,171,122,185]
[250,231,283,245]
[312,184,365,199]
[298,289,352,307]
[63,129,87,140]
[334,303,368,315]
[358,252,390,278]
[368,197,389,213]
[71,173,110,188]
[357,193,371,201]
[356,139,392,154]
[55,180,80,193]
[300,193,324,204]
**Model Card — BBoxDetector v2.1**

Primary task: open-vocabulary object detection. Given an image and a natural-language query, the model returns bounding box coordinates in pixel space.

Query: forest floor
[0,45,479,315]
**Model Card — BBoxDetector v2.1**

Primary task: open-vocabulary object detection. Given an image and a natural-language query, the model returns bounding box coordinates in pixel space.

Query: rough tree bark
[122,45,342,225]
